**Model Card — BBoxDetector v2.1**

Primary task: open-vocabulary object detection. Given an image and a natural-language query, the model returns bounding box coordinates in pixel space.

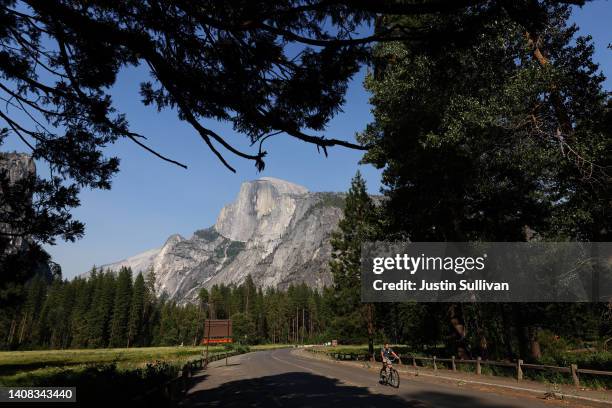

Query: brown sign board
[204,319,232,339]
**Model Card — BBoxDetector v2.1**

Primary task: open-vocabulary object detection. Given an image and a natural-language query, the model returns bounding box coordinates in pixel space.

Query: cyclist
[380,343,400,378]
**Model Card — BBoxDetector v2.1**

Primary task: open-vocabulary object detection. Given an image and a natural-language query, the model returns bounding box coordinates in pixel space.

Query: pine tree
[85,271,104,348]
[359,4,610,359]
[86,271,116,348]
[17,275,46,347]
[109,267,133,347]
[254,289,266,343]
[330,171,379,357]
[198,288,209,309]
[243,275,257,316]
[157,301,180,345]
[127,273,145,347]
[209,285,225,319]
[69,277,93,348]
[141,267,158,346]
[231,312,256,345]
[46,280,68,348]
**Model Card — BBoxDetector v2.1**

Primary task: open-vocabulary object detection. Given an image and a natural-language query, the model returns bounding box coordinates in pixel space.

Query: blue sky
[3,2,611,278]
[44,64,381,278]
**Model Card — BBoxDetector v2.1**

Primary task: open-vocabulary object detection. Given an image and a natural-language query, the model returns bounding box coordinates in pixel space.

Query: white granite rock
[96,178,345,303]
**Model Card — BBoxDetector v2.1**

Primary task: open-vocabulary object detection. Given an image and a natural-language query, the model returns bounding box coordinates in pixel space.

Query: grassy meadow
[0,344,291,386]
[0,345,225,386]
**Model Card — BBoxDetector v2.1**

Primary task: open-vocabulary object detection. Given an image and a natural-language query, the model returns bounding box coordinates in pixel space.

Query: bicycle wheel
[379,367,387,384]
[389,368,400,388]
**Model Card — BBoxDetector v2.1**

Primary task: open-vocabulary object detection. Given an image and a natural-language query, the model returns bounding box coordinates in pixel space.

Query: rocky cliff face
[0,153,36,255]
[0,153,35,183]
[0,152,53,283]
[97,178,345,302]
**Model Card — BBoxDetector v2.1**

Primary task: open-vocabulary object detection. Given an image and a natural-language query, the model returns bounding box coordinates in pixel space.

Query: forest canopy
[0,1,598,263]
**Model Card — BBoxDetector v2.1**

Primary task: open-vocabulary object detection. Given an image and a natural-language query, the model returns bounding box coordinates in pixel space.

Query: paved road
[182,348,575,408]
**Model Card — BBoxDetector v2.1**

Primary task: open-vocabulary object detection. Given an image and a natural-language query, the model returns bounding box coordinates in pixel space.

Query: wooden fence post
[517,359,523,381]
[412,357,416,368]
[451,356,456,372]
[571,364,580,387]
[476,357,482,375]
[433,356,437,372]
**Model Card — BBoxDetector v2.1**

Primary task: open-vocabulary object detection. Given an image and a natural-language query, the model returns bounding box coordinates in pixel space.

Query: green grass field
[0,344,292,386]
[0,346,221,368]
[0,346,225,385]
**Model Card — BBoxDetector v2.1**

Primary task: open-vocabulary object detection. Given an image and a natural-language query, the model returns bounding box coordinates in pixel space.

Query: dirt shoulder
[296,348,612,407]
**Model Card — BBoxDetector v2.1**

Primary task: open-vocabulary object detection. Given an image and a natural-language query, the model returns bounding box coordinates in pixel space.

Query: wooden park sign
[203,319,233,367]
[202,319,232,345]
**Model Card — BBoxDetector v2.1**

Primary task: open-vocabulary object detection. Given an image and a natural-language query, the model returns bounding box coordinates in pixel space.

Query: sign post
[203,319,233,366]
[205,317,212,367]
[226,320,230,366]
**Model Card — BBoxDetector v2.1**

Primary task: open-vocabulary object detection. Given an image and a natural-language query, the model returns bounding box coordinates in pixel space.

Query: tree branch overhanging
[1,0,589,175]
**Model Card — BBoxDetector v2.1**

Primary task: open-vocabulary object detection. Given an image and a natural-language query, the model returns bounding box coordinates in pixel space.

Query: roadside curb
[399,369,612,406]
[298,349,612,406]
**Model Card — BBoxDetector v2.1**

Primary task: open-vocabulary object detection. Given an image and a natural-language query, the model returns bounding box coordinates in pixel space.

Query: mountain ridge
[93,178,346,302]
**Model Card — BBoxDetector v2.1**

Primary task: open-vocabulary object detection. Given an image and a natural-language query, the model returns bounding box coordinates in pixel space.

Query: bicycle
[379,356,400,388]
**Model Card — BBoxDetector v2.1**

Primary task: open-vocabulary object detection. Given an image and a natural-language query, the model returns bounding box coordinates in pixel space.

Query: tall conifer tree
[109,267,133,347]
[330,171,379,357]
[127,273,145,347]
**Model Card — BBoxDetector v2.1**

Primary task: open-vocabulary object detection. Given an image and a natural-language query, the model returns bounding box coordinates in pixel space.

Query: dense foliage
[329,174,611,366]
[351,3,610,362]
[330,171,379,355]
[0,269,334,350]
[1,251,609,369]
[360,4,609,242]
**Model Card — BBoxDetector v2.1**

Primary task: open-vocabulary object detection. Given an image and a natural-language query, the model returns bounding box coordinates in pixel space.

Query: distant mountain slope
[96,178,345,302]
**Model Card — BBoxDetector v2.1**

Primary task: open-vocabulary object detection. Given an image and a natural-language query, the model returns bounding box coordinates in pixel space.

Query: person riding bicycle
[380,343,400,378]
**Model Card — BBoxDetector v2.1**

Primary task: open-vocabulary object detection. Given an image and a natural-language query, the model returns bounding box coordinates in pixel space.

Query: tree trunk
[525,32,572,134]
[308,312,311,338]
[448,304,469,359]
[513,304,529,359]
[18,312,29,345]
[529,327,542,360]
[499,303,514,358]
[210,303,216,320]
[513,304,541,360]
[364,303,375,361]
[7,318,17,346]
[473,305,488,359]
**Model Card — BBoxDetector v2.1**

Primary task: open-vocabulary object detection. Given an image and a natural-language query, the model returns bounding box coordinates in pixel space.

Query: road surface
[182,348,589,408]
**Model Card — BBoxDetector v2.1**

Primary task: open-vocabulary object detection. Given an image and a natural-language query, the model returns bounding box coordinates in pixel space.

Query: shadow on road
[183,371,521,408]
[403,391,529,408]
